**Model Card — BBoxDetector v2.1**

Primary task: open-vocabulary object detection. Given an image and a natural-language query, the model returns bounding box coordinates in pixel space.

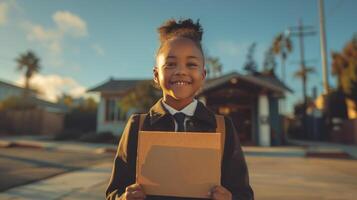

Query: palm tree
[15,50,41,98]
[273,33,293,83]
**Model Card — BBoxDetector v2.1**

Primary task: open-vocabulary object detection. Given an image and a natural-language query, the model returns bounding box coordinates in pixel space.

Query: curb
[305,151,352,159]
[11,141,45,149]
[287,139,357,159]
[0,139,118,155]
[0,141,13,148]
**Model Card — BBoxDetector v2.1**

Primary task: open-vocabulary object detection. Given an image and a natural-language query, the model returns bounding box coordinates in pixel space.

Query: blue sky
[0,0,356,112]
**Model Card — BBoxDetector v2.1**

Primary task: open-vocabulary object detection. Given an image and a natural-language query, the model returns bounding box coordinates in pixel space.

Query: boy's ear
[153,67,159,84]
[202,67,207,80]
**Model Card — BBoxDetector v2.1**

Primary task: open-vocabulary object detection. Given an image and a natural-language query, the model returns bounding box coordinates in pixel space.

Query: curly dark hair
[156,18,204,56]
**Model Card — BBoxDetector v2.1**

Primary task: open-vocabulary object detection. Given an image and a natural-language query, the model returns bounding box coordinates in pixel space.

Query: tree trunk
[24,77,30,99]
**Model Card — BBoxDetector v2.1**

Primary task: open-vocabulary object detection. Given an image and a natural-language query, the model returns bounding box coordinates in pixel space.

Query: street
[0,147,113,192]
[1,145,357,199]
[247,155,357,199]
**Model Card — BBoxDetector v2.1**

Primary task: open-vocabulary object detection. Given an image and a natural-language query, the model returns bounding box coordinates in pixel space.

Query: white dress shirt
[161,99,198,132]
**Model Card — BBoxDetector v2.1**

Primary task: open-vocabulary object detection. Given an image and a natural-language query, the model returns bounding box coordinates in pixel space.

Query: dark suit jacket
[106,100,254,200]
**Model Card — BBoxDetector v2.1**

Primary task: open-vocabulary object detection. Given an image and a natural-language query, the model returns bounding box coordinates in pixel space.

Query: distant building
[0,79,68,135]
[88,78,145,134]
[0,79,37,101]
[197,72,292,146]
[0,79,68,113]
[88,72,292,146]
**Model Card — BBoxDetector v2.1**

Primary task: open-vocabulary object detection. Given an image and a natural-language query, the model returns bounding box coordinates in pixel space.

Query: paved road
[70,155,357,200]
[1,145,357,200]
[44,154,357,200]
[0,147,113,192]
[247,156,357,200]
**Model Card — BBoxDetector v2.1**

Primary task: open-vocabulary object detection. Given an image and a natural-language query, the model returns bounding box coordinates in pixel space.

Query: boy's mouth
[170,80,192,85]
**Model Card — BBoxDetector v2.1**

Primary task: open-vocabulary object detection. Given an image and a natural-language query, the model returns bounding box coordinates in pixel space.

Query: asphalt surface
[1,138,357,200]
[248,156,357,200]
[0,147,113,192]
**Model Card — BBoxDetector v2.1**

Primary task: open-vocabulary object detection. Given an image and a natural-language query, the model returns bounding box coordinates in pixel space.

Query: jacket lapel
[146,99,175,131]
[187,101,217,132]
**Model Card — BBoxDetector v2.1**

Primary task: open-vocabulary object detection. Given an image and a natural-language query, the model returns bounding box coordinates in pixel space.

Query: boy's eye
[187,63,198,68]
[165,62,176,68]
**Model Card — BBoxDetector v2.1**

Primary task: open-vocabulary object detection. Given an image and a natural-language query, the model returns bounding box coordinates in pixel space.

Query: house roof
[0,79,68,113]
[0,79,37,93]
[88,72,292,95]
[202,71,293,94]
[87,78,149,93]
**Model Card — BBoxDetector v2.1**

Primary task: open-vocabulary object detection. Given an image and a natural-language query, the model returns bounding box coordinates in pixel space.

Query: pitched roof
[202,71,293,94]
[87,78,149,93]
[88,72,292,95]
[0,79,37,93]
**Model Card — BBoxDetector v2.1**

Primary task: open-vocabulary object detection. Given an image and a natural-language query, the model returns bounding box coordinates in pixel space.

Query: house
[0,79,37,101]
[88,78,147,134]
[197,72,292,146]
[0,79,68,135]
[88,72,292,146]
[0,79,68,113]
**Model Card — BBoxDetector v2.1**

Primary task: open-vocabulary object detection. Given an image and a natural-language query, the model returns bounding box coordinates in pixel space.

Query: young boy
[106,19,254,200]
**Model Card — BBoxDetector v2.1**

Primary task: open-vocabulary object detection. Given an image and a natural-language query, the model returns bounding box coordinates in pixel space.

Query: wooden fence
[0,108,64,135]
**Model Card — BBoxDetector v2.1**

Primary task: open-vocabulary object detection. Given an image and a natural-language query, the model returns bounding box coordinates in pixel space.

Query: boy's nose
[174,64,188,75]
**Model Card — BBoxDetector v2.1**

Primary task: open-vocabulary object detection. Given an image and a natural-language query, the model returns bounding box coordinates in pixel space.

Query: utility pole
[289,19,316,138]
[319,0,330,94]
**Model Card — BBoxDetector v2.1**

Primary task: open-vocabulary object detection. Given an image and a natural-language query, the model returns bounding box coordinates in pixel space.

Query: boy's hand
[210,185,232,200]
[118,183,146,200]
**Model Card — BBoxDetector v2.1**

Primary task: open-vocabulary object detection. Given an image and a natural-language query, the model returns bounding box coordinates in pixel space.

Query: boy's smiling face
[154,37,206,109]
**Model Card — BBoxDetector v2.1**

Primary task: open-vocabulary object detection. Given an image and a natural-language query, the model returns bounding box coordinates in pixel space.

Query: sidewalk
[0,162,112,200]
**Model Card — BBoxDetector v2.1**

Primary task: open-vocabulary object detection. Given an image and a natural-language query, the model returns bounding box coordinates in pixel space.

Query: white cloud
[27,24,60,41]
[24,23,63,55]
[53,11,87,37]
[92,44,105,56]
[1,0,27,26]
[0,2,9,25]
[24,10,88,56]
[16,74,87,102]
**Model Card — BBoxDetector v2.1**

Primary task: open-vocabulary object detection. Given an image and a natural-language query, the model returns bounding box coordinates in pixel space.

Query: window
[105,98,126,122]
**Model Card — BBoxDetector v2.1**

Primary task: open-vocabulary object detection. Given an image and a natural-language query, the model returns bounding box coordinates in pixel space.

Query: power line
[289,19,317,138]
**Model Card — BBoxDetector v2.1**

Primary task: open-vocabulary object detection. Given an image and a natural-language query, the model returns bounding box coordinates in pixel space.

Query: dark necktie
[173,112,186,132]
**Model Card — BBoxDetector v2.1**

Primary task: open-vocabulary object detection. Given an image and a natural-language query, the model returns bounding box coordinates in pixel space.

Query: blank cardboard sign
[136,131,221,198]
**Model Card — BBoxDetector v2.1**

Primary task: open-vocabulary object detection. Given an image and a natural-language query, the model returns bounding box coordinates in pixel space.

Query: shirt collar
[149,98,216,128]
[161,99,197,117]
